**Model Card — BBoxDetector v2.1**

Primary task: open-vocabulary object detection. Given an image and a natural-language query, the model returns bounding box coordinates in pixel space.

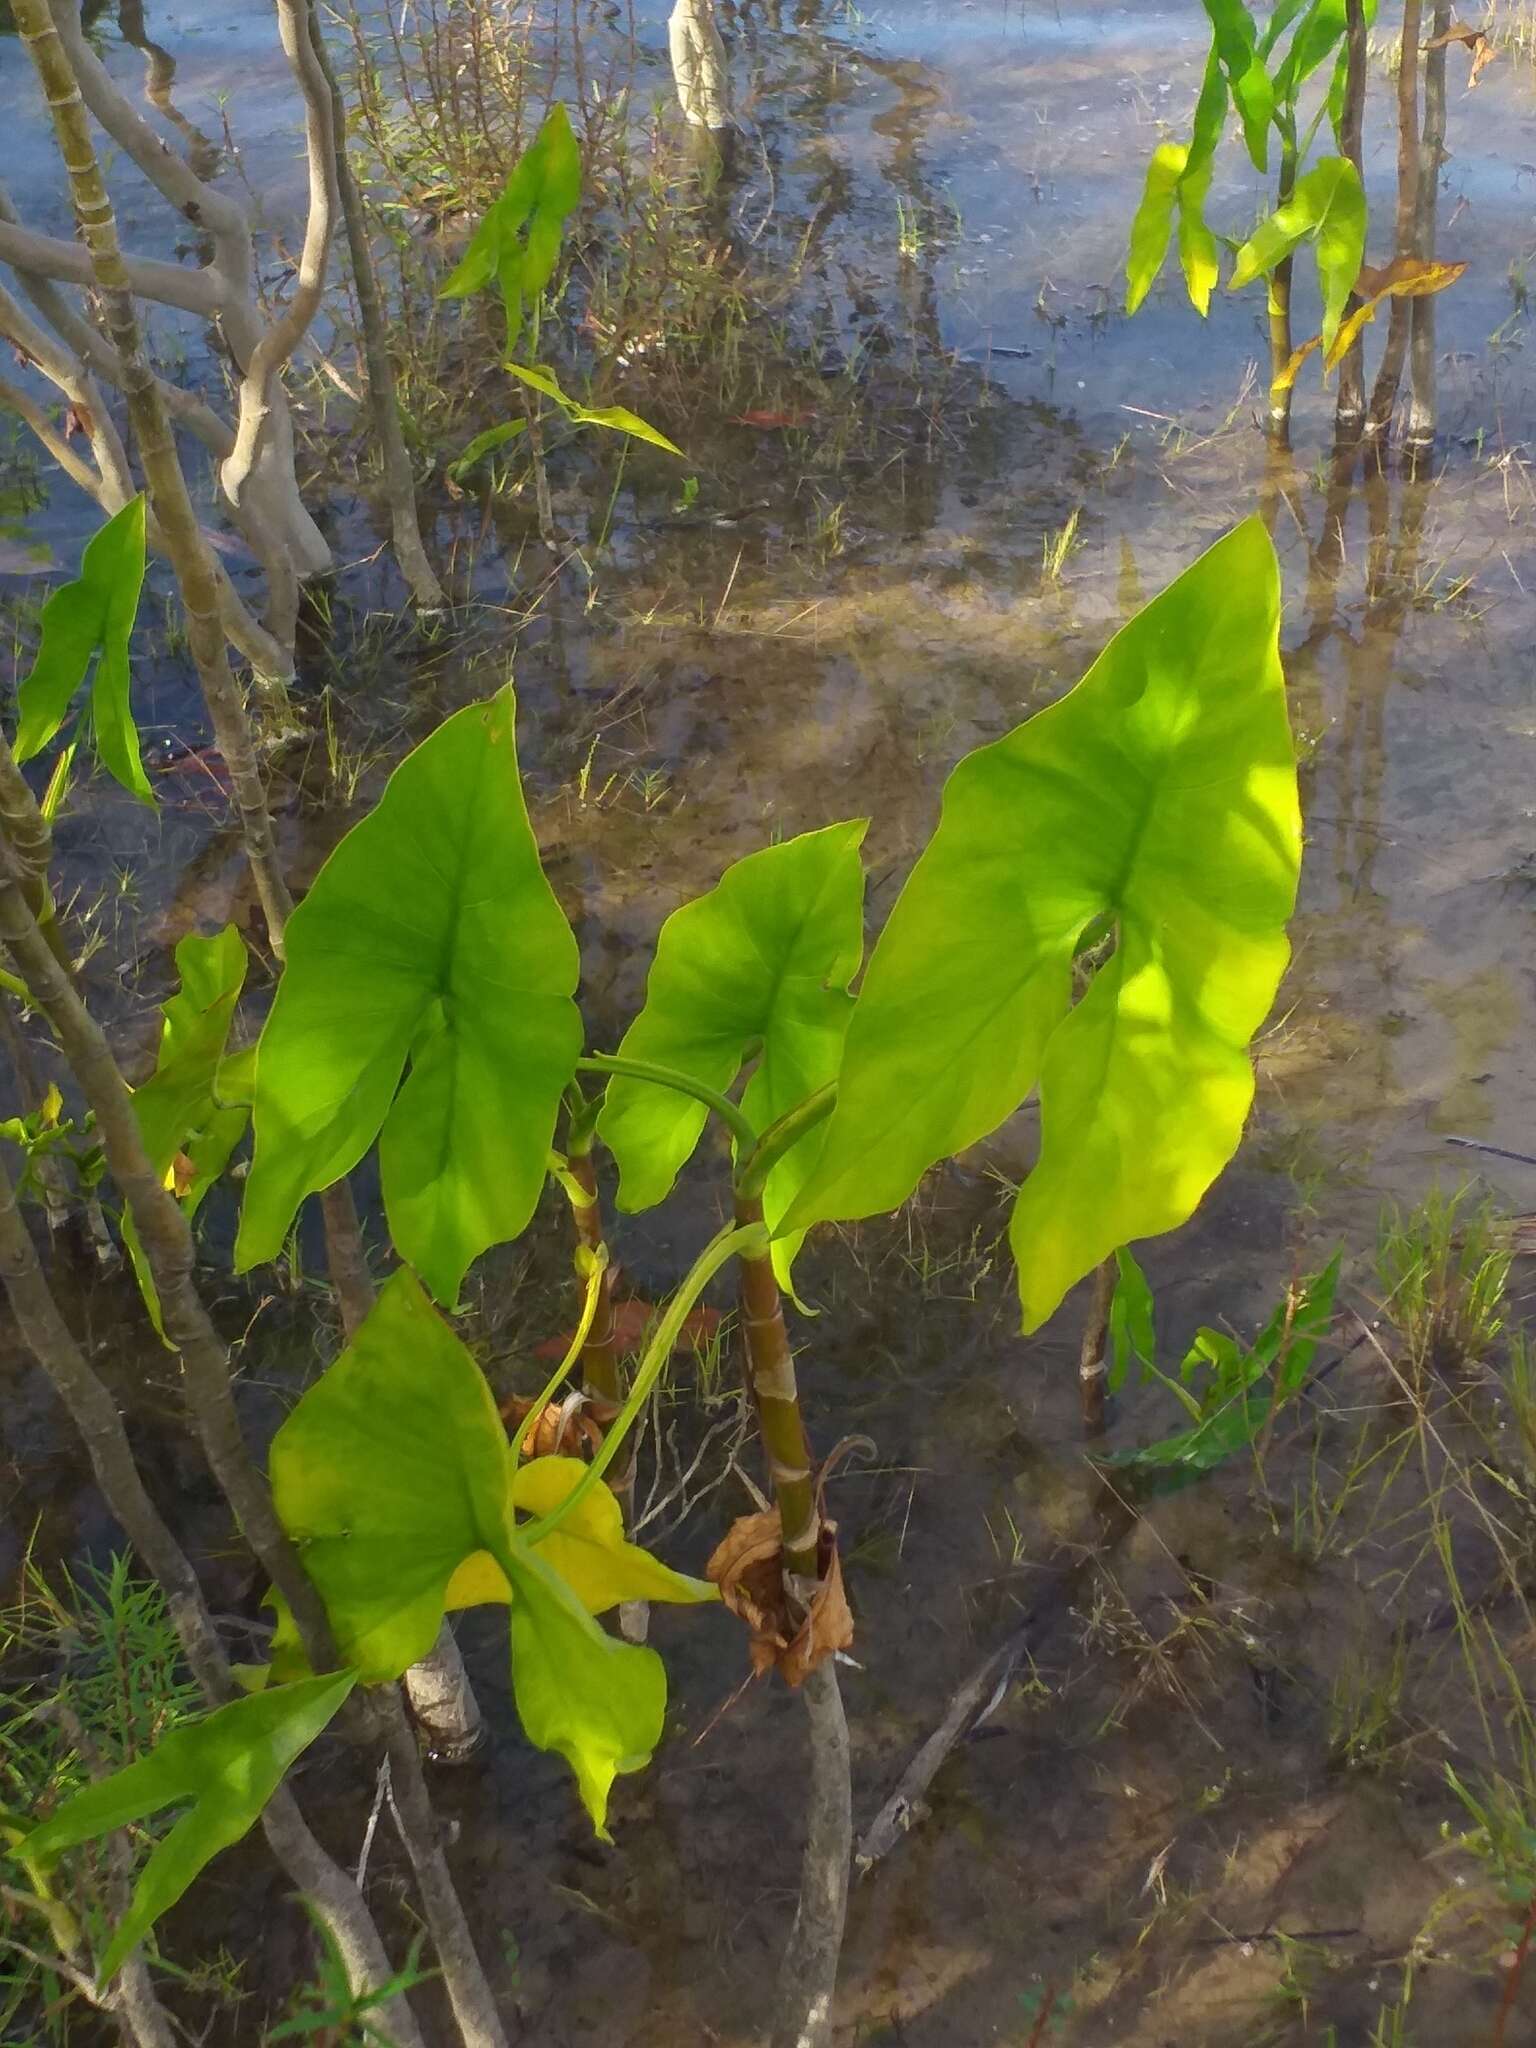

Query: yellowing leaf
[1276,258,1469,391]
[512,1458,718,1612]
[1325,257,1468,366]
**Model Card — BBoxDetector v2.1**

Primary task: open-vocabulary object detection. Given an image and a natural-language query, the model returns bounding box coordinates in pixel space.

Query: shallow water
[4,0,1536,2041]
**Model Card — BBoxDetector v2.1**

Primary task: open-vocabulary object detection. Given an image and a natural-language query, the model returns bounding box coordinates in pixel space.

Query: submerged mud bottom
[5,0,1536,2041]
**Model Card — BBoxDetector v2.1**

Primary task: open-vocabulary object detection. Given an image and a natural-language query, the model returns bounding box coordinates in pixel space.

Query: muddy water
[5,1,1536,2042]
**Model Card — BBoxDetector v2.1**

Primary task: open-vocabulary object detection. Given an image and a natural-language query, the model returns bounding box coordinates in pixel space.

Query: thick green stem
[1368,0,1424,435]
[576,1052,758,1155]
[737,1083,835,1202]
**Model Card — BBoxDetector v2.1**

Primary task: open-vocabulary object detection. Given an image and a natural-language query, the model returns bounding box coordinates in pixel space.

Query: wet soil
[5,0,1536,2042]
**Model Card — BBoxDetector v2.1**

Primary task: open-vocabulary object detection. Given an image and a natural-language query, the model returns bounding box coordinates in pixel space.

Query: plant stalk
[1334,0,1369,433]
[0,832,506,2048]
[1265,134,1299,445]
[1406,0,1449,453]
[1367,0,1424,435]
[0,1150,429,2046]
[1078,1256,1115,1436]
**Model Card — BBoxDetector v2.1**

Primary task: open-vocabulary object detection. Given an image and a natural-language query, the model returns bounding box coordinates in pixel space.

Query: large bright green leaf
[1229,155,1366,347]
[1126,143,1187,316]
[270,1269,676,1835]
[21,1672,356,1985]
[598,821,867,1290]
[236,688,582,1303]
[1199,0,1272,170]
[788,518,1300,1332]
[438,103,582,352]
[504,360,684,458]
[15,495,152,805]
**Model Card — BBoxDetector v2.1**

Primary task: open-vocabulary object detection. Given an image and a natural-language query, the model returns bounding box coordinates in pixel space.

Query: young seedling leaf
[504,359,684,457]
[269,1272,679,1834]
[1108,1246,1156,1394]
[1098,1255,1340,1484]
[788,519,1300,1333]
[1229,155,1366,348]
[598,820,867,1291]
[438,103,581,352]
[15,495,153,805]
[1177,54,1226,314]
[21,1671,356,1986]
[449,418,528,477]
[237,688,581,1303]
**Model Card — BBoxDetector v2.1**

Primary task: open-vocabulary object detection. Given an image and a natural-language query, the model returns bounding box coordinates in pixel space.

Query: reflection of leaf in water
[0,538,57,575]
[1425,965,1521,1134]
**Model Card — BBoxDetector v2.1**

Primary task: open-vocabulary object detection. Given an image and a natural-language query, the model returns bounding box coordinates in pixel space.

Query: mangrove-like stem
[1333,0,1369,432]
[303,0,444,609]
[769,1658,851,2048]
[13,0,296,933]
[0,1150,429,2045]
[734,1191,820,1576]
[1406,0,1449,452]
[1367,0,1423,435]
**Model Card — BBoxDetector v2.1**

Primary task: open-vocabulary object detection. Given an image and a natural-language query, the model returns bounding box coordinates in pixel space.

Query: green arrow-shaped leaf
[236,687,582,1303]
[787,518,1300,1332]
[439,104,581,352]
[15,495,152,805]
[21,1672,356,1985]
[1230,155,1366,347]
[599,821,867,1290]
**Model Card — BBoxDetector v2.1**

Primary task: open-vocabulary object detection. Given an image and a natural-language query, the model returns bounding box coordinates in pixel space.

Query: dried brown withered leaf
[1425,21,1496,86]
[498,1393,605,1461]
[707,1510,853,1686]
